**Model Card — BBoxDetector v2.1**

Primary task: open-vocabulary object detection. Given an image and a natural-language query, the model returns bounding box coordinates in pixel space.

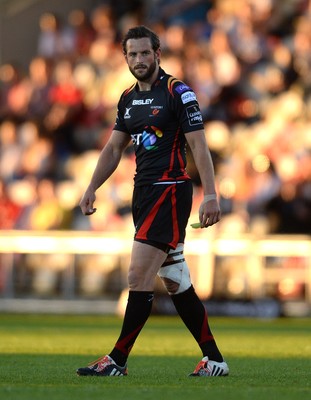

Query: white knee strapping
[157,244,192,295]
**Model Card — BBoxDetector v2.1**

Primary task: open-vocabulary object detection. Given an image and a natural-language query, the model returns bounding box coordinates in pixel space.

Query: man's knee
[157,244,191,295]
[161,277,180,294]
[128,268,140,290]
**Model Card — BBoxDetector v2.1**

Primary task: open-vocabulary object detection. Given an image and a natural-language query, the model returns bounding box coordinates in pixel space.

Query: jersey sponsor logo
[175,84,191,94]
[124,107,132,119]
[132,98,154,105]
[149,105,163,117]
[131,126,163,150]
[181,91,197,104]
[186,105,203,125]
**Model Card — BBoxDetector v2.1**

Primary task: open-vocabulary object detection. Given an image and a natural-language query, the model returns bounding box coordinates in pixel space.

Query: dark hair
[122,25,160,54]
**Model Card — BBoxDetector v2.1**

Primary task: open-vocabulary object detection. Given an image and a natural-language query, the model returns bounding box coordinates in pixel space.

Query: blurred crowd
[1,0,311,235]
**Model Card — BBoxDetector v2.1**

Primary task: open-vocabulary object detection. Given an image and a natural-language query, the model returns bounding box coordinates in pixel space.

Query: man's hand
[199,197,221,228]
[79,189,97,216]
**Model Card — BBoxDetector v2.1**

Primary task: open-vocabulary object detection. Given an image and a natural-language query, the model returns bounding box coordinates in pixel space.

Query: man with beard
[77,25,229,377]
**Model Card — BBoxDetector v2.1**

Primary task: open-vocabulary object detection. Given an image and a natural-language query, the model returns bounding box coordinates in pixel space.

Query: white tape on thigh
[157,244,191,294]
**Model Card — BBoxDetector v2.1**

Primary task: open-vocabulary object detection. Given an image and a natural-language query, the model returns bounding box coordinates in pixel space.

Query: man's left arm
[185,129,221,228]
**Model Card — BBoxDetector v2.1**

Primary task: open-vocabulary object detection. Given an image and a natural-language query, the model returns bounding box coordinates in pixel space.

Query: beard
[129,57,158,82]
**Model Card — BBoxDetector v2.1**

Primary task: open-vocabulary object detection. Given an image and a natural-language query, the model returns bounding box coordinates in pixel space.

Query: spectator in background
[32,178,65,229]
[37,12,74,59]
[44,58,83,162]
[0,63,24,120]
[16,121,55,180]
[3,69,30,122]
[65,9,96,59]
[0,179,23,229]
[27,57,53,121]
[0,120,21,182]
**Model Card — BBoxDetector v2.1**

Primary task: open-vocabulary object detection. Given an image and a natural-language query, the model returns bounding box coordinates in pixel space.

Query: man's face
[125,38,160,82]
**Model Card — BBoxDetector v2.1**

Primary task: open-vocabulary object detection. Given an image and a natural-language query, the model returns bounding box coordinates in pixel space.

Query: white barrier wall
[0,230,310,305]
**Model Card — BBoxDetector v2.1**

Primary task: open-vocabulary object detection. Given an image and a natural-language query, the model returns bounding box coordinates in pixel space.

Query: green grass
[0,314,310,400]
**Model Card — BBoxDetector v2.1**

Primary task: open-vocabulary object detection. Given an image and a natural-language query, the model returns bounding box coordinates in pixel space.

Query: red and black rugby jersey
[114,67,204,186]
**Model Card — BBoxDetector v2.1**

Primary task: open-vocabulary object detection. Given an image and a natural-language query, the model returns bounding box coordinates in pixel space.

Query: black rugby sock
[109,290,154,366]
[171,285,223,362]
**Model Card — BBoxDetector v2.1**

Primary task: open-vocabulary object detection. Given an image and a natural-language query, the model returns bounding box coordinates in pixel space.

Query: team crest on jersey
[149,105,163,117]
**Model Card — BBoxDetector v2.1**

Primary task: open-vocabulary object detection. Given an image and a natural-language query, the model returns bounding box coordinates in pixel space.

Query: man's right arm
[79,130,131,215]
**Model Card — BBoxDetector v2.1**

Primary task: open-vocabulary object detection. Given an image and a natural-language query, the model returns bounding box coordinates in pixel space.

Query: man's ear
[155,48,161,63]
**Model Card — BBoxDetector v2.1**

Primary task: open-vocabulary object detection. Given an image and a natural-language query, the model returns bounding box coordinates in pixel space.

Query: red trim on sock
[199,309,214,344]
[114,323,145,355]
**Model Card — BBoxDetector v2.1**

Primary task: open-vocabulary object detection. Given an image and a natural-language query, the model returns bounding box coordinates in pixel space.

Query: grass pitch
[0,313,310,400]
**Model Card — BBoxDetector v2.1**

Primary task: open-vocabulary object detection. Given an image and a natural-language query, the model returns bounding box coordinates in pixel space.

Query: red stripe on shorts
[135,185,178,245]
[168,184,179,248]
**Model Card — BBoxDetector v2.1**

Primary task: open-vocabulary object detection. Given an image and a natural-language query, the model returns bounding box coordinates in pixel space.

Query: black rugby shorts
[133,180,193,251]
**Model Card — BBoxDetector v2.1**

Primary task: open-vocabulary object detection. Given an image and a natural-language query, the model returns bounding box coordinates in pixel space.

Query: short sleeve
[172,82,204,133]
[114,97,129,133]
